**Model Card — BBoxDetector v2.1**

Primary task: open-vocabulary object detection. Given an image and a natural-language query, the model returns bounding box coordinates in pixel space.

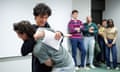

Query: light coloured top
[104,27,118,44]
[99,26,106,37]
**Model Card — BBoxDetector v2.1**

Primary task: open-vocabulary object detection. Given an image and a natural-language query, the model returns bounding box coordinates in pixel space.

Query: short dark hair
[33,3,52,17]
[13,20,35,38]
[107,19,114,27]
[72,10,78,14]
[102,19,107,22]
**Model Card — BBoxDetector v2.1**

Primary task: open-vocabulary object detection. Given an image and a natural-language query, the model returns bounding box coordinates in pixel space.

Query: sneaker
[84,67,90,70]
[115,67,119,70]
[80,67,90,70]
[90,65,96,69]
[75,67,79,70]
[107,67,110,70]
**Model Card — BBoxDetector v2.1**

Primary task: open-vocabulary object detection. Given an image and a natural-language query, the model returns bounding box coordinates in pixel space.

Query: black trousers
[32,56,52,72]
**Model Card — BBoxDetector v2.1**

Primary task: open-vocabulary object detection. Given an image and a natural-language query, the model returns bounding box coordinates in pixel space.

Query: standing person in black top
[32,3,62,72]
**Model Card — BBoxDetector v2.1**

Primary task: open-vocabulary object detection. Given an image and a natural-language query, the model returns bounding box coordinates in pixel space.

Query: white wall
[0,0,37,58]
[0,56,31,72]
[103,0,120,62]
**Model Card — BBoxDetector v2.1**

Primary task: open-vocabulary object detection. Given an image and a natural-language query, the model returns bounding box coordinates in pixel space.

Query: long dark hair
[13,20,35,38]
[107,19,114,28]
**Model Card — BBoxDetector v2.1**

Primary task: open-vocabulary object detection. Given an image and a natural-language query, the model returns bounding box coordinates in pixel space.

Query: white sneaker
[107,67,110,70]
[75,67,79,70]
[90,65,96,69]
[115,67,119,70]
[80,67,90,70]
[84,67,90,70]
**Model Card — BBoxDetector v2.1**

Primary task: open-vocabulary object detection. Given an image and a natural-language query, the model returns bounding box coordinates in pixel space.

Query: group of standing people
[68,10,98,70]
[13,3,119,72]
[68,10,119,70]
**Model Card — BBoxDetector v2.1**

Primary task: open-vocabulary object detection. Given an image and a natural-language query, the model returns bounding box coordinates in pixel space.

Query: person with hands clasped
[104,19,119,70]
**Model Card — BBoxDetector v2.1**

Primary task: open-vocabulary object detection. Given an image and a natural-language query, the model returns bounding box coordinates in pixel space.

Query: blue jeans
[84,37,95,66]
[70,38,86,67]
[52,59,75,72]
[105,39,118,68]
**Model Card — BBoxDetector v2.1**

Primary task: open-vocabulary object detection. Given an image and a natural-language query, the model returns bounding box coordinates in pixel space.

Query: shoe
[75,67,79,70]
[90,65,96,69]
[80,67,90,70]
[107,67,110,70]
[84,67,90,70]
[115,67,119,70]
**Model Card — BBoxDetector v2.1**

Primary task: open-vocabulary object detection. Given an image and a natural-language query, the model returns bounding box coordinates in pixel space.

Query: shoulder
[45,23,51,28]
[83,23,87,25]
[92,22,96,25]
[92,22,97,27]
[113,27,118,32]
[78,20,83,23]
[68,20,73,23]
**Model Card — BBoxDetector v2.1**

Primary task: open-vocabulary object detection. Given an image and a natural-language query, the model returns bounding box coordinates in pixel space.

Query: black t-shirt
[21,38,36,56]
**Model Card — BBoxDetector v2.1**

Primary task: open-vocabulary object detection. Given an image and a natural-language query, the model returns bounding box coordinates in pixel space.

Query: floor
[76,63,120,72]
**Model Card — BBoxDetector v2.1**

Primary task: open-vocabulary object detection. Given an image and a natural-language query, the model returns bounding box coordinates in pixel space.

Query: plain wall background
[0,0,36,58]
[103,0,120,62]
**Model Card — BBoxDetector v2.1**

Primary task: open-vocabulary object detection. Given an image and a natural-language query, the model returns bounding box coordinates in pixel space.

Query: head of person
[107,19,114,28]
[97,24,101,28]
[33,3,52,27]
[86,16,92,23]
[13,20,35,41]
[102,19,107,27]
[72,10,79,19]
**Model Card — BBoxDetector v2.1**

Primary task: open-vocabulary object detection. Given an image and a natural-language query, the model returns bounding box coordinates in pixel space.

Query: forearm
[112,36,117,44]
[34,31,44,40]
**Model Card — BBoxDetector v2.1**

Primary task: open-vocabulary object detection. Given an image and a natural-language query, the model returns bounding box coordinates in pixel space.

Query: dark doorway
[91,0,105,24]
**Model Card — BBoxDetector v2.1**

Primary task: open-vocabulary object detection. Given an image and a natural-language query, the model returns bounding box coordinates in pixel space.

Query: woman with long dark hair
[104,19,119,70]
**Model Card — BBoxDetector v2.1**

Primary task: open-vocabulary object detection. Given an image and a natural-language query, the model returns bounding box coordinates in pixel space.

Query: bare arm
[33,30,45,40]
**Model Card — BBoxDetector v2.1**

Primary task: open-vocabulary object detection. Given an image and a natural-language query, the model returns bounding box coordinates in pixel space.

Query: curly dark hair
[33,3,52,17]
[13,20,35,38]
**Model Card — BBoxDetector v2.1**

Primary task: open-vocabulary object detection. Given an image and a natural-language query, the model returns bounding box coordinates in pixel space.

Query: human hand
[107,44,112,48]
[74,27,80,32]
[55,32,62,40]
[89,26,94,33]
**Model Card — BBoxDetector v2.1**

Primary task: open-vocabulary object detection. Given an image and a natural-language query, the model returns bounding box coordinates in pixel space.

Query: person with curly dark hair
[13,21,36,56]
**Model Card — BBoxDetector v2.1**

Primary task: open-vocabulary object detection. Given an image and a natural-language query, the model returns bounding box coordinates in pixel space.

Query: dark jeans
[70,38,86,67]
[105,39,118,68]
[98,36,106,62]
